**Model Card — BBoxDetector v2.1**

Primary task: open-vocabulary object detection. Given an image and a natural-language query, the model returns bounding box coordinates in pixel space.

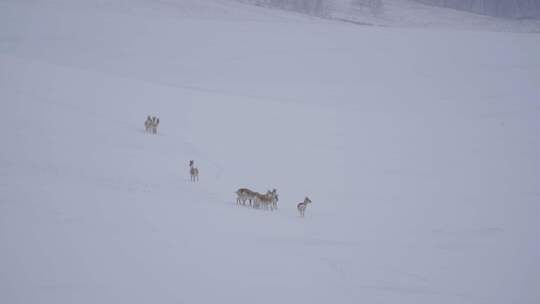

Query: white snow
[1,0,539,303]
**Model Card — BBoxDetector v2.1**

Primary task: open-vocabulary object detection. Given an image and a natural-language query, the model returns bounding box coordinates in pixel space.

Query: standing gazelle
[144,116,153,133]
[236,188,257,206]
[151,117,160,134]
[254,190,276,211]
[270,189,279,210]
[144,115,160,134]
[297,197,312,217]
[189,160,199,182]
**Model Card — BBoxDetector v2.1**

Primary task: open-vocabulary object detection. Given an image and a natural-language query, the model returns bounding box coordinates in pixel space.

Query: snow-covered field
[1,0,539,303]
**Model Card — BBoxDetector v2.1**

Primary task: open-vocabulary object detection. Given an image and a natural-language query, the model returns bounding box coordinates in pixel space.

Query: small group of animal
[236,188,312,217]
[236,188,279,211]
[189,160,199,182]
[143,120,311,217]
[144,116,160,134]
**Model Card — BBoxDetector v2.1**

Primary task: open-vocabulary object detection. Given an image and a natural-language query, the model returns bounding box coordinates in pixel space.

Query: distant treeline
[415,0,540,19]
[242,0,330,16]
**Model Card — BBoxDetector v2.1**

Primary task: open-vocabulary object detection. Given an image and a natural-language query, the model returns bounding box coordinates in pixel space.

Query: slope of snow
[238,0,540,32]
[1,0,539,303]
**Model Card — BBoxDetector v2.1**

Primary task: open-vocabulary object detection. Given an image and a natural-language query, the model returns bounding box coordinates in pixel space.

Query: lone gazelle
[297,197,312,217]
[189,160,199,182]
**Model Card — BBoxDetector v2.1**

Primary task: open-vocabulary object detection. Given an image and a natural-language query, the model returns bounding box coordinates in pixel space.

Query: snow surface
[1,0,539,303]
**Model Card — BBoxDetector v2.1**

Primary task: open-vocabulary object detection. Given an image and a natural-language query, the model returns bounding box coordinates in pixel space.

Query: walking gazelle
[297,197,312,217]
[189,160,199,182]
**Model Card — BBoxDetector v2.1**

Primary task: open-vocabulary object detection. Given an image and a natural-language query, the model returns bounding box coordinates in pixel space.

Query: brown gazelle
[270,189,279,210]
[144,115,160,134]
[189,160,199,182]
[297,197,312,217]
[236,188,257,206]
[144,116,153,133]
[254,190,276,211]
[151,117,160,134]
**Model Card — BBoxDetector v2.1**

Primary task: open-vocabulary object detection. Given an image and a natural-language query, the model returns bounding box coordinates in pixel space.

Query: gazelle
[297,197,312,217]
[151,117,160,134]
[144,116,153,133]
[255,190,277,211]
[236,188,257,206]
[270,189,279,210]
[189,160,199,182]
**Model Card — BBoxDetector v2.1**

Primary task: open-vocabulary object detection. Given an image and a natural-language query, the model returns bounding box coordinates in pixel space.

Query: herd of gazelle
[236,188,312,217]
[236,188,279,211]
[145,117,312,217]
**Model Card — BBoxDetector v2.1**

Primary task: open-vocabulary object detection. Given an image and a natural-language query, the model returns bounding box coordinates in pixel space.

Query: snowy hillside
[239,0,540,32]
[1,0,539,303]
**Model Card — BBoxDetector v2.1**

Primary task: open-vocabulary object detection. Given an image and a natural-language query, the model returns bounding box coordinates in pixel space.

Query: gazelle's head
[147,115,151,120]
[189,160,194,167]
[304,197,312,204]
